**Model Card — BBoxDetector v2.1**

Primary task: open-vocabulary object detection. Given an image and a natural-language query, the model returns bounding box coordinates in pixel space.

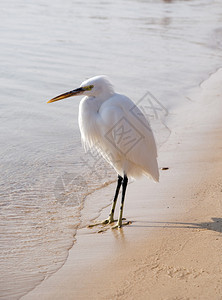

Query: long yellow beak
[47,87,84,103]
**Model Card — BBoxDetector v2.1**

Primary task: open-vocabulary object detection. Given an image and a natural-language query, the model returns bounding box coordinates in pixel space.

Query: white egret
[47,76,159,228]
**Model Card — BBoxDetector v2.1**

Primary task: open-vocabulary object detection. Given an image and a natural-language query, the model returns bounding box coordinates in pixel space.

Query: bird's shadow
[131,217,222,234]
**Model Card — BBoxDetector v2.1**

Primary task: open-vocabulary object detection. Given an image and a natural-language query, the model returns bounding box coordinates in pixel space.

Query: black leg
[109,175,123,221]
[116,174,128,228]
[88,174,130,229]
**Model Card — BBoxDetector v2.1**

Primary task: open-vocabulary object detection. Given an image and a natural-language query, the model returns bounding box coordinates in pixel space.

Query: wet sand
[2,1,222,298]
[22,69,222,299]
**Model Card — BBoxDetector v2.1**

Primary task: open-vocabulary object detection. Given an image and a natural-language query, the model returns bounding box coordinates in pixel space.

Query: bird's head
[47,75,114,103]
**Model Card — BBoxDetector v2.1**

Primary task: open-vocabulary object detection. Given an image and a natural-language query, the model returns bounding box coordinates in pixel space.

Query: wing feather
[98,94,159,181]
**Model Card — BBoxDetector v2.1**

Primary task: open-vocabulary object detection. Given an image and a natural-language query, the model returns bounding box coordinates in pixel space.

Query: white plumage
[48,75,159,228]
[78,76,159,181]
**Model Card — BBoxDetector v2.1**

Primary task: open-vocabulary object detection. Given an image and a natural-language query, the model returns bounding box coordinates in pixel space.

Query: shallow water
[0,0,222,298]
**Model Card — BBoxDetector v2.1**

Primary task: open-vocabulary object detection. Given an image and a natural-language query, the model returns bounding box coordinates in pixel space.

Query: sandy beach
[21,68,222,300]
[1,1,222,299]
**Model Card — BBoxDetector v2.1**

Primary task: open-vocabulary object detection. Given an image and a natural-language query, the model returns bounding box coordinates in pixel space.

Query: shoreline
[22,68,222,299]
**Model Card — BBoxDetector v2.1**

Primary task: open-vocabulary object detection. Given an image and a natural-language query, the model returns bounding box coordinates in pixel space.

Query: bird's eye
[84,85,94,91]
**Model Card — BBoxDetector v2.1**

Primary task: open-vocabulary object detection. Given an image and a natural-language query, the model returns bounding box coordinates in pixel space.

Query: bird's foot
[88,217,127,228]
[111,220,131,229]
[87,217,115,228]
